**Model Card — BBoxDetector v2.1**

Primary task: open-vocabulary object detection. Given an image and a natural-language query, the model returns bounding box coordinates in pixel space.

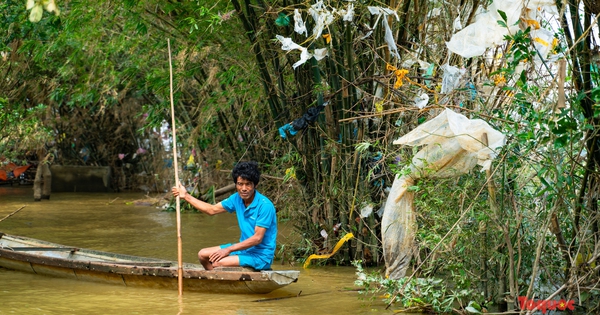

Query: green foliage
[496,10,508,27]
[0,99,51,159]
[353,261,476,313]
[350,3,600,311]
[1,0,257,192]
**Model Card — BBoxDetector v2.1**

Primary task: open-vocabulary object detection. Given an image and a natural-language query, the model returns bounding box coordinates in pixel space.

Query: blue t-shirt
[220,190,277,264]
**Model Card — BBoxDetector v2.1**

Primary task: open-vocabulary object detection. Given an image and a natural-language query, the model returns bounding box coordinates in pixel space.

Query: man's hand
[171,183,188,199]
[209,247,232,263]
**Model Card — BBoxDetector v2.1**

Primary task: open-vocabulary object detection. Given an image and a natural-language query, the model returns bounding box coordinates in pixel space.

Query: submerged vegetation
[2,0,600,313]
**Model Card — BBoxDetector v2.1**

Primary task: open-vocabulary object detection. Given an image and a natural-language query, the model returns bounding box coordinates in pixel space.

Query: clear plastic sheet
[383,109,505,278]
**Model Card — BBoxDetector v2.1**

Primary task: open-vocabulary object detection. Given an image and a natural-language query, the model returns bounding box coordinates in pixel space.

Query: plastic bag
[446,0,557,58]
[382,109,505,279]
[367,6,400,59]
[440,64,466,94]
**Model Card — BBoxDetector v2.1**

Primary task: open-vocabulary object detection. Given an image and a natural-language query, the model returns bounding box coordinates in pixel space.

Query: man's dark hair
[231,161,260,186]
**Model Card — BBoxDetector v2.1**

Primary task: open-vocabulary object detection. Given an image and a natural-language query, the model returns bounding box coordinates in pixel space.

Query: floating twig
[251,290,331,302]
[0,206,26,223]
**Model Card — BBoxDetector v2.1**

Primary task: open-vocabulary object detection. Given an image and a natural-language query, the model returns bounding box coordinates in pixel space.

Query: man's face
[235,176,256,202]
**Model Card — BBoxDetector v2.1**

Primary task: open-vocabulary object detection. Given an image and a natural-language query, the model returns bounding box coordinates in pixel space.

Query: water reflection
[0,186,386,314]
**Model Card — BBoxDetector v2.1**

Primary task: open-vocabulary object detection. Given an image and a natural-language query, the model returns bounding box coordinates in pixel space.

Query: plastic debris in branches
[278,124,298,139]
[186,154,195,169]
[275,12,291,27]
[413,93,429,109]
[275,35,313,69]
[277,1,397,69]
[386,64,409,89]
[367,6,400,59]
[396,109,505,170]
[531,28,556,61]
[446,0,558,58]
[308,0,335,38]
[278,103,328,139]
[294,9,308,36]
[382,109,505,279]
[453,14,463,31]
[275,35,328,69]
[304,233,354,268]
[339,2,354,22]
[313,48,329,61]
[360,203,374,218]
[440,64,466,94]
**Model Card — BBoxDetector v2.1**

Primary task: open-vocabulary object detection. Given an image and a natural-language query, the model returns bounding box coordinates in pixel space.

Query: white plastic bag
[440,64,466,94]
[382,109,505,279]
[446,0,558,58]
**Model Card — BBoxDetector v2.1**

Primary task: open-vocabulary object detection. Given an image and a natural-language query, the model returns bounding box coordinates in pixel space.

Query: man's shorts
[220,243,272,270]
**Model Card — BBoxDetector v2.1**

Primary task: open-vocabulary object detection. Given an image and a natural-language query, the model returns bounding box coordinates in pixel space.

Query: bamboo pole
[168,38,184,296]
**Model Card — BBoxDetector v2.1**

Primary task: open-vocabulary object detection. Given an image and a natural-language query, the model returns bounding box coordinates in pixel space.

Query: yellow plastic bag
[303,233,354,268]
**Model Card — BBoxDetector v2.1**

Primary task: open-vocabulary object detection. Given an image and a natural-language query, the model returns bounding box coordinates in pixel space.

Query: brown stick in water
[251,290,332,302]
[0,206,26,223]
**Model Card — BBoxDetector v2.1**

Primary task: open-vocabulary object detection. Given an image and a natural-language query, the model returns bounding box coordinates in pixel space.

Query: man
[172,161,277,271]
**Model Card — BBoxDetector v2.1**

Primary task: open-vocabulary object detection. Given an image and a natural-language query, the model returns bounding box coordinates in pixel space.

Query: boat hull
[0,233,299,294]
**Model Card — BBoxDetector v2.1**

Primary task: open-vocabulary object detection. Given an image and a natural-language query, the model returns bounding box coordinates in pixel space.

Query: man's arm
[209,226,267,262]
[172,183,227,216]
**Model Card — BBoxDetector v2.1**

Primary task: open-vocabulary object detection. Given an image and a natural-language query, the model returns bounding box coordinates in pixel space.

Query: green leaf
[513,18,522,26]
[407,185,420,192]
[468,301,482,310]
[538,175,551,188]
[465,306,481,314]
[355,141,371,152]
[497,10,507,22]
[553,136,568,148]
[580,291,589,302]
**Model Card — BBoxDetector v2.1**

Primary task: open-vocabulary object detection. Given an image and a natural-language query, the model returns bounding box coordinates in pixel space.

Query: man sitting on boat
[172,161,277,271]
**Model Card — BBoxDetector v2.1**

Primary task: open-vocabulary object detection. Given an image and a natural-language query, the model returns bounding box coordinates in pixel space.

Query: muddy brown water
[0,186,389,314]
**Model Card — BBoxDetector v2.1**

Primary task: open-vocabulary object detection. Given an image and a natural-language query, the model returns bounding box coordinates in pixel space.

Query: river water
[0,186,389,315]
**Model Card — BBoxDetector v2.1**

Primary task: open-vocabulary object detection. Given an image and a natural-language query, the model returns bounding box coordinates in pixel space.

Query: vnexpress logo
[518,296,575,314]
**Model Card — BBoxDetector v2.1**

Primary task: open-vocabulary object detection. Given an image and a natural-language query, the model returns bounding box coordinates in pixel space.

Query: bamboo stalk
[556,59,566,109]
[168,38,184,296]
[231,0,281,119]
[481,134,493,299]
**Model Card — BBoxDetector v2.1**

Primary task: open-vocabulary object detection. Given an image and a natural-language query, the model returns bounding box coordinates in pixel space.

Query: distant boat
[0,163,33,184]
[0,233,299,294]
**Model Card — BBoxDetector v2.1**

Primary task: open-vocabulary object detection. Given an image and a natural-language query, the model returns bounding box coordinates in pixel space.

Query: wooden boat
[0,233,299,294]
